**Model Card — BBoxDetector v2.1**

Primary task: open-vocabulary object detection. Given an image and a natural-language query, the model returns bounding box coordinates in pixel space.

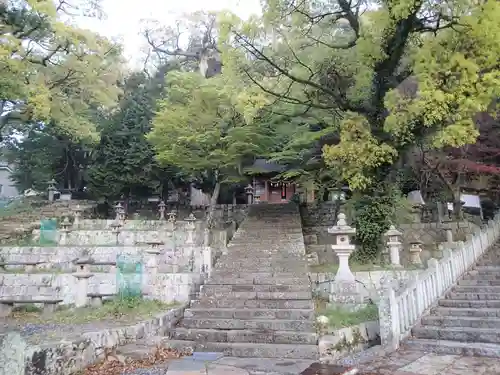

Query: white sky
[76,0,261,68]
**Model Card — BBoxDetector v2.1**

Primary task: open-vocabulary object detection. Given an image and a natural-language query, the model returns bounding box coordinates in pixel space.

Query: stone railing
[378,212,500,350]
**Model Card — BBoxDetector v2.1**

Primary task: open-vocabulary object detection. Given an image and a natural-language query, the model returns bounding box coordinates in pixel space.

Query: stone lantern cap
[47,179,57,190]
[328,213,356,236]
[167,211,177,222]
[158,200,166,209]
[114,202,123,210]
[385,225,402,238]
[244,184,254,194]
[73,204,83,213]
[185,213,197,222]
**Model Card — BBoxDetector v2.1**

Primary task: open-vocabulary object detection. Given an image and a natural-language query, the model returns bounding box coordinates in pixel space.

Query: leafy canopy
[218,0,500,190]
[148,71,274,185]
[0,0,124,142]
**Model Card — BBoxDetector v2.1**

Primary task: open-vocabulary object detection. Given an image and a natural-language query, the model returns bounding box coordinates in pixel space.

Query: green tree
[0,0,123,142]
[148,70,273,225]
[87,71,173,200]
[218,1,500,190]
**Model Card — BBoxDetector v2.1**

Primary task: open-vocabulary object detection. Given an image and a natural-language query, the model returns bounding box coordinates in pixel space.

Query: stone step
[471,266,500,274]
[205,276,309,286]
[453,285,500,293]
[431,306,500,317]
[198,291,312,300]
[190,299,314,309]
[457,279,500,286]
[180,318,315,331]
[412,325,500,344]
[464,272,500,280]
[184,308,315,320]
[439,299,500,308]
[213,267,308,273]
[447,292,500,300]
[210,271,308,279]
[163,340,319,359]
[170,327,318,344]
[116,342,153,360]
[200,284,310,294]
[403,339,500,357]
[421,315,500,328]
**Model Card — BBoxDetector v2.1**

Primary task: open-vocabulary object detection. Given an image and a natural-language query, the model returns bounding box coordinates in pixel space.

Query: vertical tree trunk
[206,181,221,229]
[452,190,463,220]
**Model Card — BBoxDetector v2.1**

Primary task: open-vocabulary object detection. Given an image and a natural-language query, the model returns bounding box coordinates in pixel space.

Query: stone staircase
[164,203,319,359]
[405,241,500,356]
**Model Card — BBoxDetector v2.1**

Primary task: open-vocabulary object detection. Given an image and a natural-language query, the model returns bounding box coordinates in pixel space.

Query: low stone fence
[1,306,185,375]
[319,320,380,363]
[0,272,202,305]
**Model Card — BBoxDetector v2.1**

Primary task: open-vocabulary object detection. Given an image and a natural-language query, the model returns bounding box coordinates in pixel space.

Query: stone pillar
[158,200,166,220]
[328,213,356,282]
[408,235,423,266]
[145,246,161,296]
[73,204,83,228]
[378,276,400,350]
[73,258,94,308]
[440,220,454,243]
[385,225,403,267]
[202,228,212,275]
[245,184,254,205]
[185,213,196,272]
[58,217,72,245]
[110,220,122,245]
[47,179,57,202]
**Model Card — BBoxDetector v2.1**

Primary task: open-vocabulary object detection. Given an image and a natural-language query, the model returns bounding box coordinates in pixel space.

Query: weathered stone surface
[0,332,27,375]
[171,204,317,358]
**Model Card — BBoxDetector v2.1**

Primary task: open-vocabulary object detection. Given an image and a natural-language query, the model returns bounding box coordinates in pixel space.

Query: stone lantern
[408,234,423,266]
[158,200,166,220]
[407,190,425,223]
[440,220,454,243]
[167,210,177,223]
[47,179,57,202]
[59,217,72,246]
[73,204,83,228]
[328,213,356,282]
[384,225,403,267]
[114,202,123,221]
[245,184,254,205]
[73,258,94,308]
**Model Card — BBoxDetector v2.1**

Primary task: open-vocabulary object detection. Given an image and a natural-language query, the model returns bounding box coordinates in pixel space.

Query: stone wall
[1,306,185,375]
[0,272,202,304]
[319,320,380,363]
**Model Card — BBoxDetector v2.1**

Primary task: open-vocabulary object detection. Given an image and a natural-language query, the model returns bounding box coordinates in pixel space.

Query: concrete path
[138,350,500,375]
[354,349,500,375]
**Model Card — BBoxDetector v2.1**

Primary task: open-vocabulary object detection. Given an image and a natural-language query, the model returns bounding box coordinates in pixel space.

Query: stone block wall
[0,272,202,305]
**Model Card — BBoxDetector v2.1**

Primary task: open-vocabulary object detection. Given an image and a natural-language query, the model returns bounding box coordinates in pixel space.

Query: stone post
[145,245,161,296]
[158,200,166,220]
[440,220,454,243]
[110,220,122,245]
[245,184,254,205]
[185,213,196,272]
[201,228,212,275]
[58,217,72,245]
[47,179,57,202]
[378,276,400,351]
[385,225,403,267]
[73,258,94,308]
[408,234,423,266]
[73,204,83,228]
[328,213,356,282]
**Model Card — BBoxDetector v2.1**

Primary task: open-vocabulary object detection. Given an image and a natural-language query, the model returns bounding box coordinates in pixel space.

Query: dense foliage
[3,0,500,258]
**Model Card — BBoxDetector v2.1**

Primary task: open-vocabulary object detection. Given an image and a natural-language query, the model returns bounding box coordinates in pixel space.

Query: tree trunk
[206,181,221,229]
[452,190,463,220]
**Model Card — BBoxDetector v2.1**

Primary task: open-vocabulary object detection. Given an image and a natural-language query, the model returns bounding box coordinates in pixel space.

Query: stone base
[0,304,12,318]
[329,281,368,305]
